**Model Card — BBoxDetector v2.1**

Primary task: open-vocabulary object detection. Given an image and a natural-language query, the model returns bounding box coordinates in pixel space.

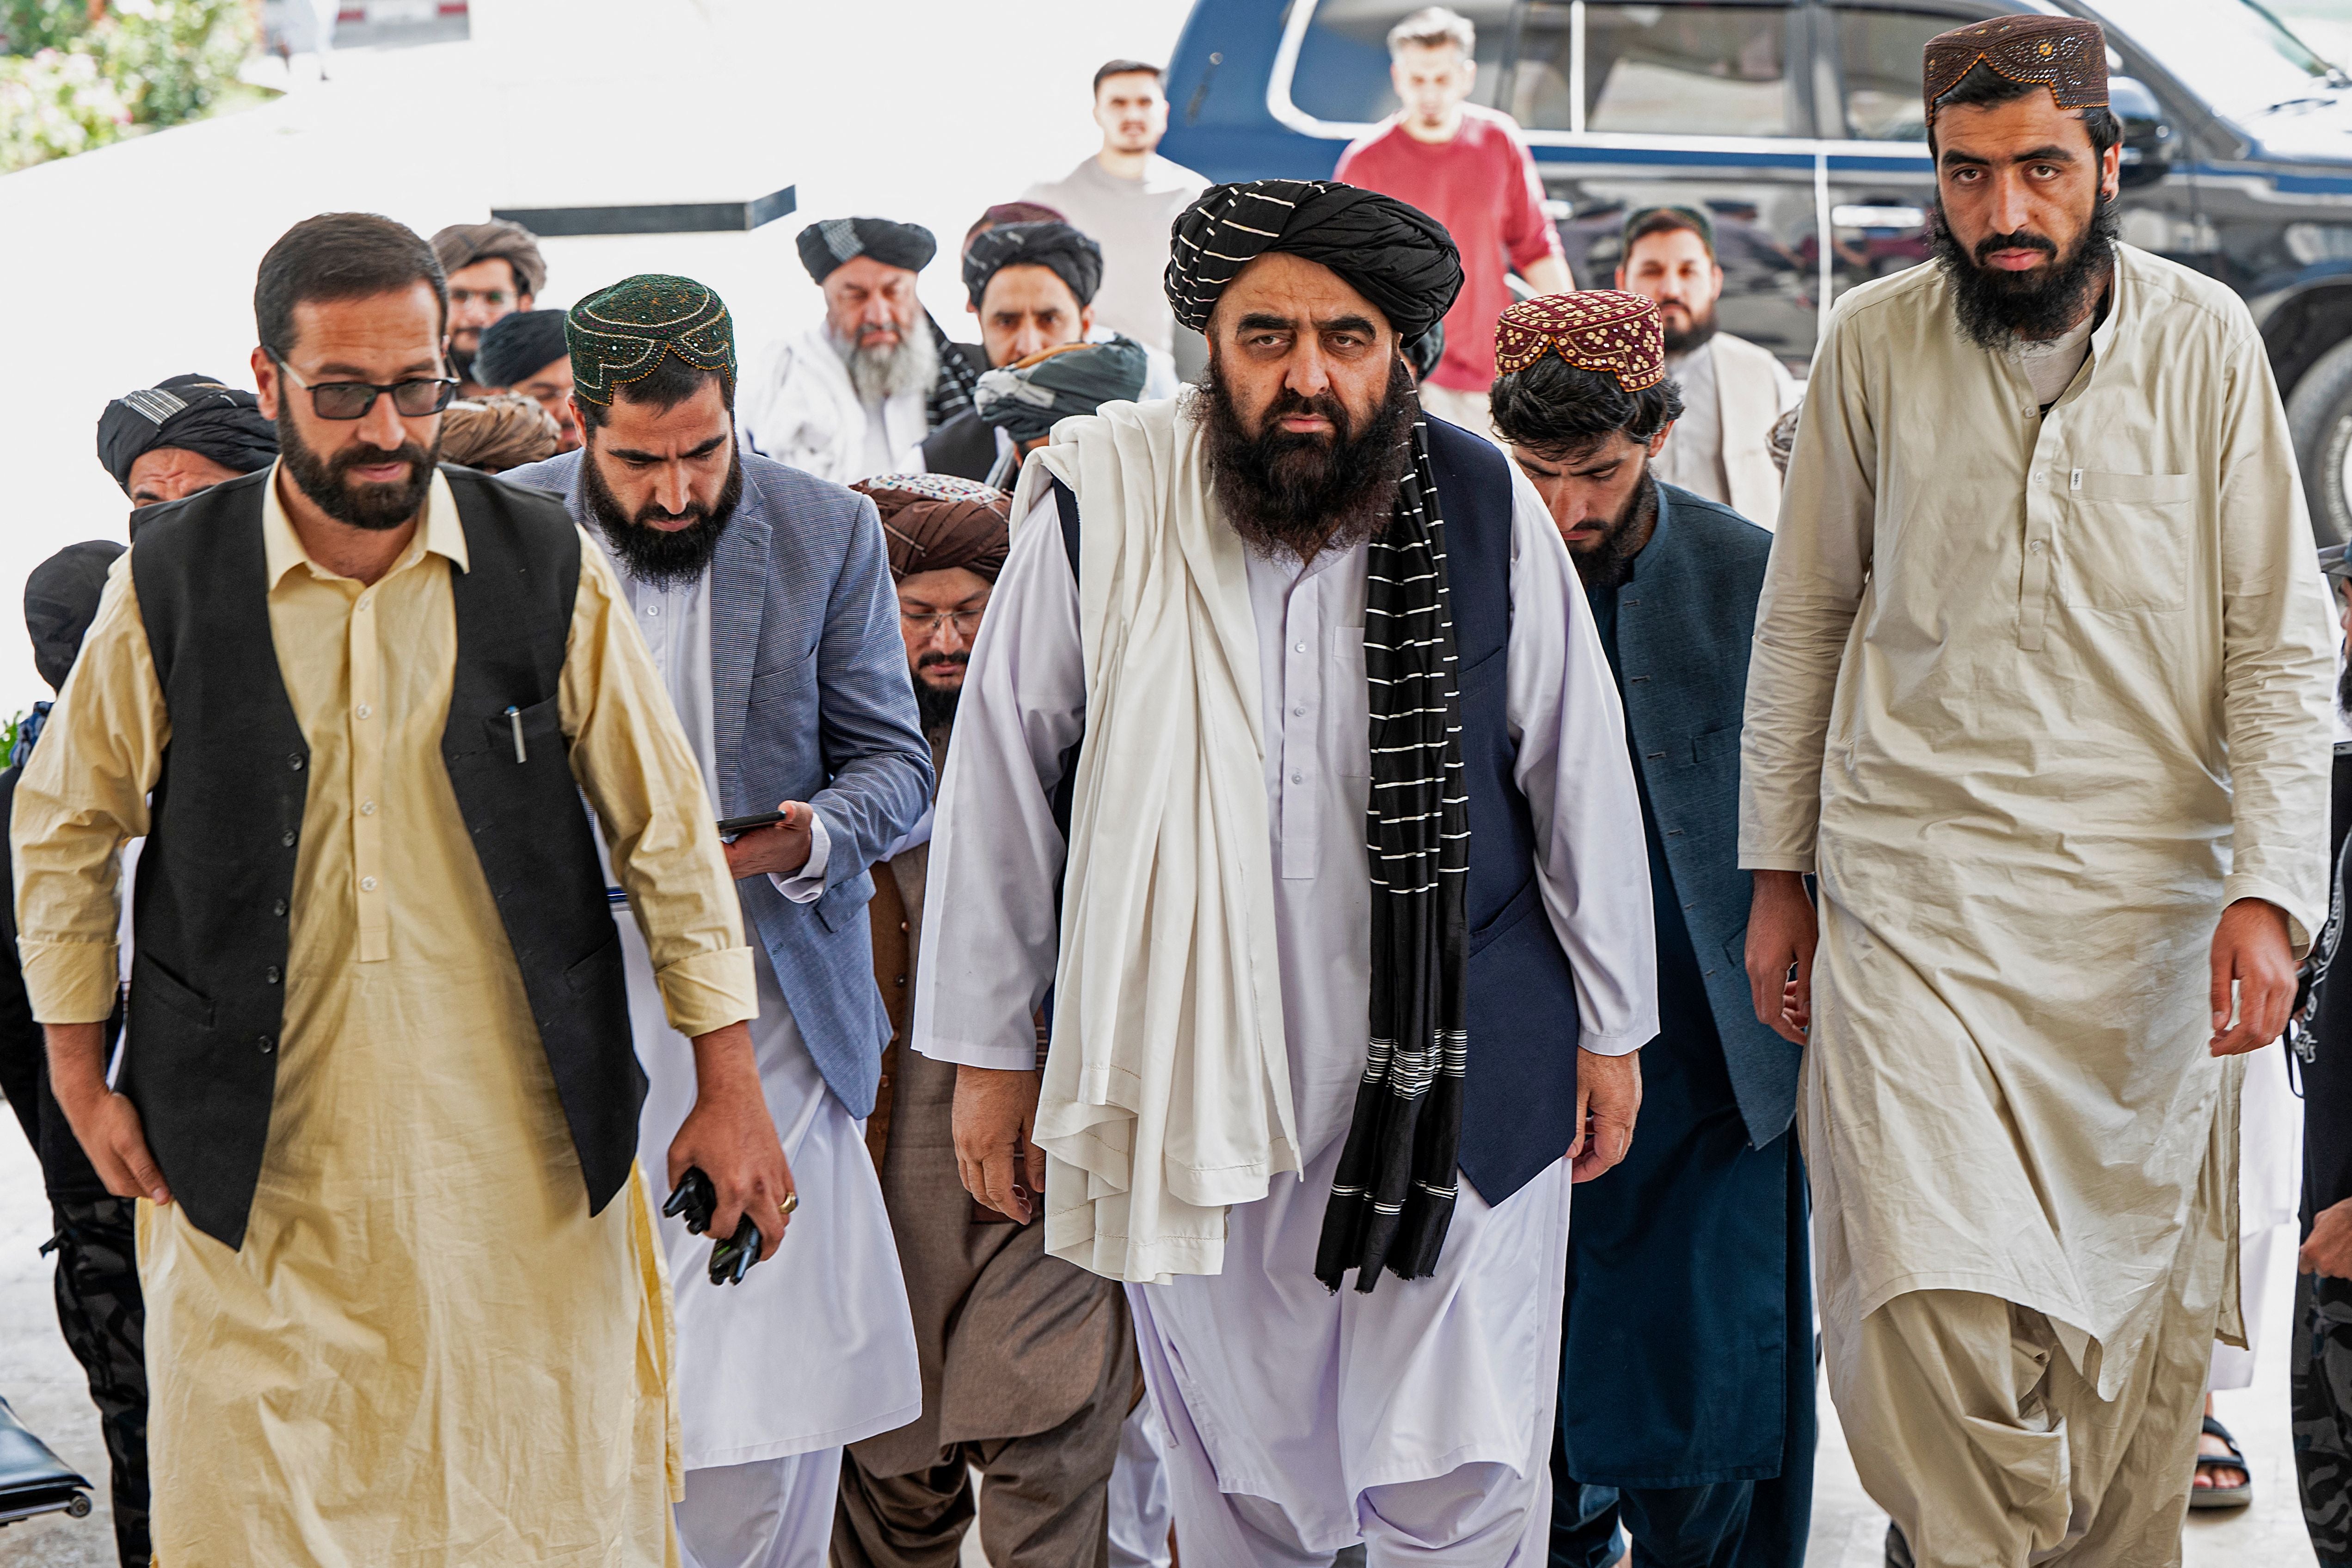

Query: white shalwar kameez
[599,550,921,1568]
[738,323,929,486]
[914,455,1656,1564]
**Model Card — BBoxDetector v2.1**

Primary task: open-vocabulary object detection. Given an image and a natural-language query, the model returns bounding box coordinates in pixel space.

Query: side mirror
[2110,76,2174,189]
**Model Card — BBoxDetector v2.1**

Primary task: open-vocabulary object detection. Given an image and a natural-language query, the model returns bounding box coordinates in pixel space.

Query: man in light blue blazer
[504,272,932,1566]
[1486,292,1814,1568]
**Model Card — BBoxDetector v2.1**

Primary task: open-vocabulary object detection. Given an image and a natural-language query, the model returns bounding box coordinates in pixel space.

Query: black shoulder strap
[1050,475,1081,587]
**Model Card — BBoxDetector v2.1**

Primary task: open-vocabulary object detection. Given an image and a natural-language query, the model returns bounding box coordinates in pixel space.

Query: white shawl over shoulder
[1012,393,1300,1284]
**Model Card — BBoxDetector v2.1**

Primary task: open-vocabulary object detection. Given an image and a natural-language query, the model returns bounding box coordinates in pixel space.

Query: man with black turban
[915,178,1657,1561]
[95,374,277,513]
[739,216,981,485]
[473,308,579,452]
[924,222,1131,483]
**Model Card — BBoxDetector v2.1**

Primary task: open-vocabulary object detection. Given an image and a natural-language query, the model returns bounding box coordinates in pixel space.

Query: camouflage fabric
[2296,1269,2352,1565]
[42,1196,148,1567]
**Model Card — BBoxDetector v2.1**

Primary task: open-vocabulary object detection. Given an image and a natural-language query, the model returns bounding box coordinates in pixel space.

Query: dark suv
[1162,0,2352,540]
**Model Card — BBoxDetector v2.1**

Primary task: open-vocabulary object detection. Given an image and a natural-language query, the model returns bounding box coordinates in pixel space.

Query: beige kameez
[1741,245,2334,1554]
[12,469,756,1565]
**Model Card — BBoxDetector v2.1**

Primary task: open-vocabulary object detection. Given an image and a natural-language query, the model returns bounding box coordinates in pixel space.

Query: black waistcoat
[126,466,635,1248]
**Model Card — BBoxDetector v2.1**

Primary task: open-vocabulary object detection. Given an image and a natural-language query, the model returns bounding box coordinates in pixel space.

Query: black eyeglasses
[270,352,459,420]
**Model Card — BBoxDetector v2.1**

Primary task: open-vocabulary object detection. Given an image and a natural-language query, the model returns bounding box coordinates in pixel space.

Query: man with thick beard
[1742,18,2335,1564]
[1487,292,1814,1568]
[503,274,932,1568]
[739,217,982,484]
[915,179,1656,1562]
[13,216,792,1562]
[1614,208,1798,528]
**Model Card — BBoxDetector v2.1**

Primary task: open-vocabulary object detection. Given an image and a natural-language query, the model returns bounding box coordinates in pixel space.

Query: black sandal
[2191,1414,2253,1509]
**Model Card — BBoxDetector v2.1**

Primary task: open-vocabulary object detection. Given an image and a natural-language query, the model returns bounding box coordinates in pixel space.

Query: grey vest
[126,466,634,1248]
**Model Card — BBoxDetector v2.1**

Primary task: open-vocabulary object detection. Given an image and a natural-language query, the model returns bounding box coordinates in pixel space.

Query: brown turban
[430,220,547,297]
[853,473,1011,584]
[438,394,559,473]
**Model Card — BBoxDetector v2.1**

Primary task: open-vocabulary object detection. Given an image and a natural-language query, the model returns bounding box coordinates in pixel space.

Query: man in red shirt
[1335,5,1572,434]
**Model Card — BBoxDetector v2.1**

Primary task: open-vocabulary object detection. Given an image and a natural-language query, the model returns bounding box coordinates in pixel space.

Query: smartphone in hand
[717,810,788,837]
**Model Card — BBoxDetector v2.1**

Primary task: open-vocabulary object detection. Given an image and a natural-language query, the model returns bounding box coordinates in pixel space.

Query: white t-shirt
[1022,154,1209,358]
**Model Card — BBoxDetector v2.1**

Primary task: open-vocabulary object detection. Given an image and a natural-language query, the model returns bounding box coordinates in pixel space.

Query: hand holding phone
[719,802,817,882]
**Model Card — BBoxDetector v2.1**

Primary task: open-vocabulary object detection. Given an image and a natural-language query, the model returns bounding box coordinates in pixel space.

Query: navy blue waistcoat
[1423,417,1589,1206]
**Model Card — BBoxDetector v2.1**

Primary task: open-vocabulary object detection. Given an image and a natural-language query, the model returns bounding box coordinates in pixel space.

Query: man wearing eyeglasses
[430,219,546,397]
[12,213,788,1562]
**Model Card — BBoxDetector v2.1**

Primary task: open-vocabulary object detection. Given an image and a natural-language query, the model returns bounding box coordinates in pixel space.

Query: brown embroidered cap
[1922,15,2107,125]
[1492,290,1666,393]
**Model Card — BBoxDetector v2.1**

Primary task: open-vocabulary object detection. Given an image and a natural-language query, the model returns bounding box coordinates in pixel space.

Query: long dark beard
[580,444,744,589]
[276,407,440,532]
[1930,193,2119,351]
[1199,354,1418,559]
[1571,469,1659,590]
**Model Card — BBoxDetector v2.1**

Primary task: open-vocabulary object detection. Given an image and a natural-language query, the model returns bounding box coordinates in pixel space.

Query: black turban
[26,541,125,692]
[95,373,278,495]
[962,221,1105,310]
[474,309,570,389]
[797,217,937,283]
[1166,180,1462,341]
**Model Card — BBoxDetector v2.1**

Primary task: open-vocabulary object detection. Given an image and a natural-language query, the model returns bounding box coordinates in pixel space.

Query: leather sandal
[2190,1414,2253,1509]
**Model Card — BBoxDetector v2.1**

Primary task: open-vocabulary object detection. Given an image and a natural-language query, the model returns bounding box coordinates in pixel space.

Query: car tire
[2287,334,2352,544]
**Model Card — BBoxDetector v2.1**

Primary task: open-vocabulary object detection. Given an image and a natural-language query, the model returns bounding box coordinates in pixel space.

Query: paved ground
[0,1088,2312,1566]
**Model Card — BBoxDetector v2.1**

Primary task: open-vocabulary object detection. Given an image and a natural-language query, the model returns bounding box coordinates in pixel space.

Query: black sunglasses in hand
[270,350,459,421]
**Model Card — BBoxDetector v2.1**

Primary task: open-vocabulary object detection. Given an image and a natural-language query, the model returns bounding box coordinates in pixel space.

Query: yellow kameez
[13,467,755,1565]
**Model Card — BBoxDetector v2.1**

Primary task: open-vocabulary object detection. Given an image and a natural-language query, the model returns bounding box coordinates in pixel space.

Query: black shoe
[1885,1522,1916,1568]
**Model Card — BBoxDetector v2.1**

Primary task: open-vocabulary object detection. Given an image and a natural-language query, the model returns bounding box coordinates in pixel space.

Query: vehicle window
[1578,4,1794,137]
[1835,10,1956,141]
[2086,0,2344,121]
[1288,0,1515,125]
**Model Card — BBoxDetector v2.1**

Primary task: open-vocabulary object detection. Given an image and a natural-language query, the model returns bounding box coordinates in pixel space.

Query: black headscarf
[474,308,570,389]
[1166,180,1463,340]
[797,216,938,283]
[95,374,278,494]
[26,541,125,692]
[974,337,1148,443]
[962,221,1105,310]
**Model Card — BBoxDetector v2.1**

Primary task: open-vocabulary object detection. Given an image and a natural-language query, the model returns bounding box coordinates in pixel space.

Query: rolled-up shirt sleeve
[13,555,164,1025]
[1501,468,1658,1056]
[560,532,756,1036]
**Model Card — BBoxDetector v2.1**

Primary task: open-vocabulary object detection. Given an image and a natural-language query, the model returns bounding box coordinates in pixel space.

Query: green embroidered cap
[565,274,736,407]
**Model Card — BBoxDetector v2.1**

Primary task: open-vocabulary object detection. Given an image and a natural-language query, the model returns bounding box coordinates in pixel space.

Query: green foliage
[0,0,258,174]
[0,710,25,765]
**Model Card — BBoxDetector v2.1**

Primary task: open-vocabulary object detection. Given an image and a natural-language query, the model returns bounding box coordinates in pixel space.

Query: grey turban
[797,217,937,283]
[1166,180,1463,340]
[962,221,1105,309]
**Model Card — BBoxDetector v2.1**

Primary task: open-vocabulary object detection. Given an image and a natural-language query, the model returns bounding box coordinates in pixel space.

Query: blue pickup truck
[1161,0,2352,541]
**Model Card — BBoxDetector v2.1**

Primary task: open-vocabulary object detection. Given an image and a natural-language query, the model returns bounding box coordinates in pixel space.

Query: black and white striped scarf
[1313,412,1471,1292]
[924,310,980,431]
